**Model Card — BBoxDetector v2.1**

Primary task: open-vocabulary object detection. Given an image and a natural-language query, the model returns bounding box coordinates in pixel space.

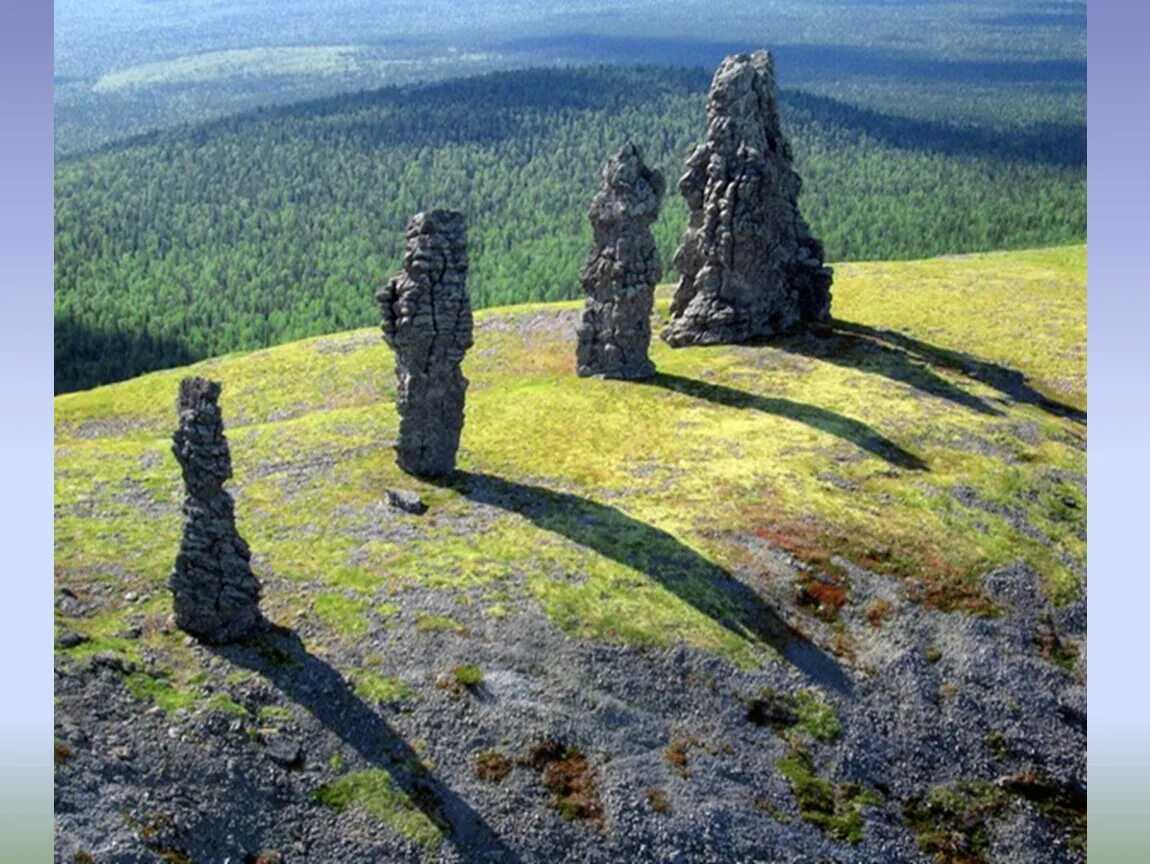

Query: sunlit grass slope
[55,245,1085,689]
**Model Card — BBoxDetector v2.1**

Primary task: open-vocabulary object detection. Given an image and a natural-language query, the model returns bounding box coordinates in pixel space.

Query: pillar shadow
[828,320,1086,424]
[770,324,1009,418]
[212,625,522,863]
[642,372,929,472]
[437,472,853,696]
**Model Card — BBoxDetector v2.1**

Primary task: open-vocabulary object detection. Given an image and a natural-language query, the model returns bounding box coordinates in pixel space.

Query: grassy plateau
[55,244,1086,695]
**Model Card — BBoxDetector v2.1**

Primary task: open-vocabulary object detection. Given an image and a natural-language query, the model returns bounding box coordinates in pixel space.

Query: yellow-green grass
[313,768,445,850]
[55,246,1086,692]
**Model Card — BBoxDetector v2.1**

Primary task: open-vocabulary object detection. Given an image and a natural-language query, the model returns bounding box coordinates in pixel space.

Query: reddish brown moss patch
[752,503,999,617]
[645,787,670,813]
[664,735,696,778]
[521,739,604,825]
[796,574,849,622]
[474,749,513,783]
[865,598,895,627]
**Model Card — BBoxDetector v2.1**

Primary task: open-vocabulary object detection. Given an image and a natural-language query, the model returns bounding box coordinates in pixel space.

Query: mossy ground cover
[55,245,1085,690]
[313,768,445,850]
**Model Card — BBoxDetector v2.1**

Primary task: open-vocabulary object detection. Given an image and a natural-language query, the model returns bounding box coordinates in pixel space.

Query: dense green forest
[55,65,1085,392]
[54,1,1085,156]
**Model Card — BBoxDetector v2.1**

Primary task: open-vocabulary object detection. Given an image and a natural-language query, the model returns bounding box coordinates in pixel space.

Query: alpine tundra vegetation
[55,245,1085,862]
[54,4,1086,860]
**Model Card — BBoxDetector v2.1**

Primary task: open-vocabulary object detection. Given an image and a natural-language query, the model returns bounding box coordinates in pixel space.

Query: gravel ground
[55,545,1085,863]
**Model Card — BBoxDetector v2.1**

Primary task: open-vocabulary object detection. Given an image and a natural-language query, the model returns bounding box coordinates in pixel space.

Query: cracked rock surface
[377,210,474,478]
[169,376,262,643]
[576,143,665,380]
[663,50,833,348]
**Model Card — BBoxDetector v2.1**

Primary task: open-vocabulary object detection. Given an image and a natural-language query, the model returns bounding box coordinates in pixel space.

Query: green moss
[413,613,468,635]
[204,692,249,718]
[778,746,879,844]
[746,688,840,743]
[352,669,415,704]
[794,691,842,743]
[313,769,444,849]
[312,591,373,639]
[124,671,198,713]
[257,704,296,724]
[452,665,483,688]
[985,730,1008,762]
[904,781,1010,864]
[55,247,1087,677]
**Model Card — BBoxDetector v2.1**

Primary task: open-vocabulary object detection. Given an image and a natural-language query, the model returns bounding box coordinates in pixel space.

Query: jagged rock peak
[376,209,474,478]
[662,50,832,348]
[576,142,665,380]
[169,376,262,643]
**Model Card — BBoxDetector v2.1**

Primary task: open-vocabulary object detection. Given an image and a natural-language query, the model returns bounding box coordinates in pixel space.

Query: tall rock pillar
[576,143,665,380]
[169,376,262,643]
[662,50,832,348]
[376,210,474,478]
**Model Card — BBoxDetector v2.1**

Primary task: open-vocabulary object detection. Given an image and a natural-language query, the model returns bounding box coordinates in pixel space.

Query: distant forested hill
[54,65,1085,392]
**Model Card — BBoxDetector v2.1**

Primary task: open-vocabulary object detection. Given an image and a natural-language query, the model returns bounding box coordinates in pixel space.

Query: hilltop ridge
[54,64,1085,392]
[54,246,1086,863]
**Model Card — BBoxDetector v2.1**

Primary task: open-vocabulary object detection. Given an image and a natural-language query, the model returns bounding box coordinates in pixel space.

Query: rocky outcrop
[662,50,832,348]
[576,143,665,379]
[376,209,473,478]
[169,376,262,643]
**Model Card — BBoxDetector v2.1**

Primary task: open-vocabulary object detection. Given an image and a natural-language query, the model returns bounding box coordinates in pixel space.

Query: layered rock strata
[576,143,665,379]
[376,209,474,477]
[662,50,832,347]
[169,376,262,643]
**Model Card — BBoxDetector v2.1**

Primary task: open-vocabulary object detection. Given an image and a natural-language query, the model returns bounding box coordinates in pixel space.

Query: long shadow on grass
[212,625,522,863]
[828,321,1086,424]
[772,324,1010,418]
[439,472,853,696]
[642,372,928,472]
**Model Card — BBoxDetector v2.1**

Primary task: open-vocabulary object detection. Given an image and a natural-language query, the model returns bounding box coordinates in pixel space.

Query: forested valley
[55,65,1085,392]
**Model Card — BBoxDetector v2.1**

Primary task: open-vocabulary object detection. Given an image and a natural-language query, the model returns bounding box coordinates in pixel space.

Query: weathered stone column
[169,376,262,643]
[576,143,665,380]
[376,209,473,478]
[662,50,832,348]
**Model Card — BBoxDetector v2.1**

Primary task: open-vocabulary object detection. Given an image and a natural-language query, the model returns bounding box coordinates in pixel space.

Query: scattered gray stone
[169,377,263,644]
[663,50,832,348]
[57,632,90,650]
[88,652,134,675]
[576,143,665,379]
[376,210,474,478]
[263,736,303,770]
[386,488,428,515]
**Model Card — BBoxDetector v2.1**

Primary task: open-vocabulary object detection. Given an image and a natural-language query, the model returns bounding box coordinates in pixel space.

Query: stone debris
[376,210,474,478]
[169,376,262,643]
[385,487,428,515]
[663,50,832,348]
[576,142,665,379]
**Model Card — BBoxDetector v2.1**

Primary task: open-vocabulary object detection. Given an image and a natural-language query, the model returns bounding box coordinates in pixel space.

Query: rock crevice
[576,143,665,380]
[377,209,473,477]
[169,376,262,643]
[663,50,832,348]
